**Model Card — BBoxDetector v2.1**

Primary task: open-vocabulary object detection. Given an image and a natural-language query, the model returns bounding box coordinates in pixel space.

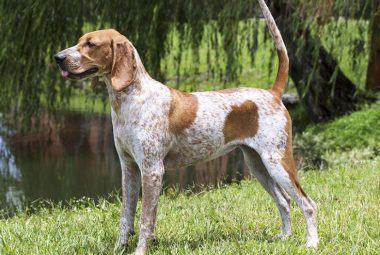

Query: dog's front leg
[134,163,164,255]
[117,160,141,248]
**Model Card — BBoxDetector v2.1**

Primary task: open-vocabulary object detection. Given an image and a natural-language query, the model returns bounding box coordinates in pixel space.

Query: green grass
[0,158,379,254]
[294,102,380,168]
[304,103,380,151]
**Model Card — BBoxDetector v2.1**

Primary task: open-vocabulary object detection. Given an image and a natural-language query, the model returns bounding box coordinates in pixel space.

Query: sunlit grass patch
[294,102,380,168]
[0,157,379,254]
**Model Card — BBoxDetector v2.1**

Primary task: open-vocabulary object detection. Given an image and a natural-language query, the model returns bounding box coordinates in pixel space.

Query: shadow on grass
[121,228,278,254]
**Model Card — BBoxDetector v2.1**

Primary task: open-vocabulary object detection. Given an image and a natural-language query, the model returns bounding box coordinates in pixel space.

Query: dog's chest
[110,87,172,164]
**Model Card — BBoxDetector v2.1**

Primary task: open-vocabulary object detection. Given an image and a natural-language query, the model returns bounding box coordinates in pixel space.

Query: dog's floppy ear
[111,39,137,92]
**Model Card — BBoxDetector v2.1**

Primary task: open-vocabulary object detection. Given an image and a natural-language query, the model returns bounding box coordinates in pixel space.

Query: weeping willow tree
[269,0,375,121]
[367,0,380,90]
[0,0,375,124]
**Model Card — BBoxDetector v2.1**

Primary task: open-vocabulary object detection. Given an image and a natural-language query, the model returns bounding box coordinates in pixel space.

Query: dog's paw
[131,246,146,255]
[114,238,129,254]
[276,232,291,240]
[128,229,136,236]
[306,237,319,249]
[115,230,135,251]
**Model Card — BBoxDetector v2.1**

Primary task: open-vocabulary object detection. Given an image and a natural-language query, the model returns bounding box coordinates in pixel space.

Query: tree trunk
[287,32,365,122]
[272,1,373,122]
[366,0,380,91]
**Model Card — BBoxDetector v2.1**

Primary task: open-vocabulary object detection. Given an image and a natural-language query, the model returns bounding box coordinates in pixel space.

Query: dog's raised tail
[257,0,289,96]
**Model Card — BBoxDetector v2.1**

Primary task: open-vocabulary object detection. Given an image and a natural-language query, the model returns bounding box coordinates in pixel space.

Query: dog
[54,0,318,253]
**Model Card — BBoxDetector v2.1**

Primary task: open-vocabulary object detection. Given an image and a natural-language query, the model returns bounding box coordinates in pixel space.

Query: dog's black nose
[54,53,66,63]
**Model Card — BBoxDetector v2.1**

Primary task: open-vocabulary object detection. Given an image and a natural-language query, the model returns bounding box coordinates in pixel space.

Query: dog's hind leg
[241,146,292,239]
[256,147,319,248]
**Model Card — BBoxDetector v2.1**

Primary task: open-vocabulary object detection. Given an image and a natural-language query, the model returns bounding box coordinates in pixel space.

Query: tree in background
[271,0,374,122]
[367,0,380,91]
[0,0,376,124]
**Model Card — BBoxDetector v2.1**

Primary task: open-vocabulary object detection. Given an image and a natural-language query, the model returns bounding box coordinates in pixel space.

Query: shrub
[294,102,380,169]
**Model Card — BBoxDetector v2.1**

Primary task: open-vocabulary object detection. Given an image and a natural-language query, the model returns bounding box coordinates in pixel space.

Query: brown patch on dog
[111,40,137,91]
[270,49,289,96]
[268,89,282,105]
[76,30,119,73]
[76,29,137,92]
[223,100,259,144]
[281,111,307,197]
[168,88,198,135]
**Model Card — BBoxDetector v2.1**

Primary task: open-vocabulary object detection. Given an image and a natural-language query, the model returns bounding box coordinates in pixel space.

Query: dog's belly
[164,137,236,169]
[164,115,235,169]
[163,89,265,169]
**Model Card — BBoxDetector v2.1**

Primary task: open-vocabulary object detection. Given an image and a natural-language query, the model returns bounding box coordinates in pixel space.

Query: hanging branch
[0,0,373,123]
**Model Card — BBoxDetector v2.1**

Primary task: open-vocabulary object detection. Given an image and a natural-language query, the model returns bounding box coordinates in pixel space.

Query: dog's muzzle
[54,47,99,80]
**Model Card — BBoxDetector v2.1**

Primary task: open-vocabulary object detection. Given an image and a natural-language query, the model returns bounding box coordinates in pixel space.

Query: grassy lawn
[0,157,379,254]
[294,102,380,168]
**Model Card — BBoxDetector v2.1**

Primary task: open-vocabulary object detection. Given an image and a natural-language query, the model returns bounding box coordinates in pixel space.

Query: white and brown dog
[55,0,318,253]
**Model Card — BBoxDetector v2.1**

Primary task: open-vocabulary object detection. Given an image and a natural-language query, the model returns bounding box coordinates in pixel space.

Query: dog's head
[54,29,137,91]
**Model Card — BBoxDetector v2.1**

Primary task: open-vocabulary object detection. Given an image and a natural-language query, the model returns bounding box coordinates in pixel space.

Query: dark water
[0,111,249,215]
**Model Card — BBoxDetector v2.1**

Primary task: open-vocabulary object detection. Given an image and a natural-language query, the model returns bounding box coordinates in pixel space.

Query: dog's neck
[103,47,163,111]
[131,47,150,83]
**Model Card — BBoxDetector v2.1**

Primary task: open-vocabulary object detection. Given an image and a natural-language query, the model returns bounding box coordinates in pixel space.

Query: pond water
[0,111,249,215]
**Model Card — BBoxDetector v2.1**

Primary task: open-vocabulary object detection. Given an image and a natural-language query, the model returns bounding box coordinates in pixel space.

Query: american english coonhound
[54,0,319,253]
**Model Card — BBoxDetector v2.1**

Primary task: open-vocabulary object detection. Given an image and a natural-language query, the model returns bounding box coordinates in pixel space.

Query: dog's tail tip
[257,0,289,96]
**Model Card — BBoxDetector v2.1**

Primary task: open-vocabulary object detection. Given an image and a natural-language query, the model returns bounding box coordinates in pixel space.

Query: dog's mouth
[60,67,99,80]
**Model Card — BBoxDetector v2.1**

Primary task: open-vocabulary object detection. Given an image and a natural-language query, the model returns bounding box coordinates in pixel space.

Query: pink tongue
[61,70,69,77]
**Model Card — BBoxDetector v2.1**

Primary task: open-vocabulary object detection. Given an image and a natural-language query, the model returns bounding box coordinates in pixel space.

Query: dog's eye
[86,41,96,48]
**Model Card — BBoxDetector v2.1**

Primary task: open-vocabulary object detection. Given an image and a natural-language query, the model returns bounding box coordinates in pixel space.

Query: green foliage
[320,19,369,89]
[65,19,370,114]
[0,0,259,118]
[0,158,379,254]
[294,102,380,168]
[162,21,277,91]
[0,0,373,120]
